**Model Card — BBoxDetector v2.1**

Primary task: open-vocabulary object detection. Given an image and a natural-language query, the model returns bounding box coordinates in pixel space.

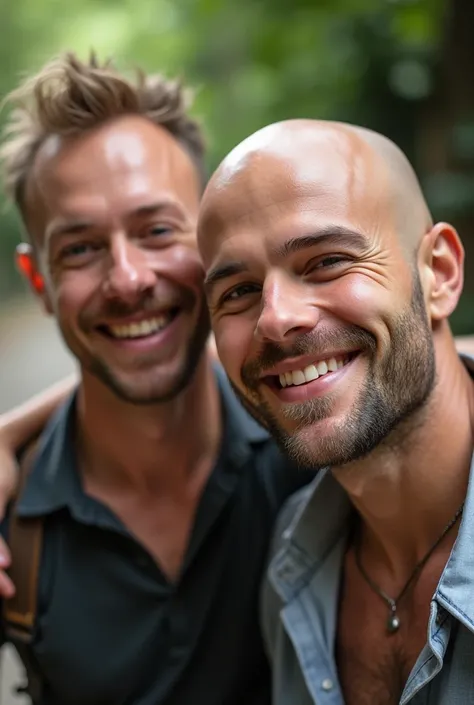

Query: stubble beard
[235,273,436,471]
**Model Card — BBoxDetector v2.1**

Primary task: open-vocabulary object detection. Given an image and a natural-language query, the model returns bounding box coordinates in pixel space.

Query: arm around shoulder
[0,373,77,451]
[0,374,77,566]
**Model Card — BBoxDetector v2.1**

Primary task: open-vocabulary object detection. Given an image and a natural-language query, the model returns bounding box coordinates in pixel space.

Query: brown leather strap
[3,441,43,643]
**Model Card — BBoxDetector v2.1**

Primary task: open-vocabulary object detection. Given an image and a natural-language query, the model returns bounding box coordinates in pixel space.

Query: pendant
[387,611,400,634]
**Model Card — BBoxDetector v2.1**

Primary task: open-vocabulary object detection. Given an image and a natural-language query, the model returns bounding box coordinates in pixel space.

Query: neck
[334,336,474,580]
[77,353,221,494]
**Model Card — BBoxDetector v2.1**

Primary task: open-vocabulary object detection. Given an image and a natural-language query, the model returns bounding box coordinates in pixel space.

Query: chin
[106,361,199,406]
[274,414,351,471]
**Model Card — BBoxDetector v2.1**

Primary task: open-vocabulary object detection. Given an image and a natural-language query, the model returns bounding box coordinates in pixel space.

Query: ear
[15,243,53,314]
[417,222,464,322]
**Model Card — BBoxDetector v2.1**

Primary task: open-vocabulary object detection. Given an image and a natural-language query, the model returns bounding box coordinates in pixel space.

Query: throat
[78,357,222,493]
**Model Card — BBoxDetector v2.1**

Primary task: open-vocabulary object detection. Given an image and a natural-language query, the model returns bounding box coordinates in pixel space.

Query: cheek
[334,278,385,321]
[52,272,98,322]
[153,244,204,295]
[44,251,97,316]
[213,316,254,384]
[323,273,408,338]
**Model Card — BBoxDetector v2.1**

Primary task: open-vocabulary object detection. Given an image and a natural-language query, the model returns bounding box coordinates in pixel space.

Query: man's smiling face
[23,115,210,404]
[198,121,437,469]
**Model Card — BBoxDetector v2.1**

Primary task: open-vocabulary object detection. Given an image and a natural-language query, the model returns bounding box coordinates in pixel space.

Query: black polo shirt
[2,367,310,705]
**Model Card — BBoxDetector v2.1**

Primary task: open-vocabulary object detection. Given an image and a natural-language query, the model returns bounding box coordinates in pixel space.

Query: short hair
[0,52,206,215]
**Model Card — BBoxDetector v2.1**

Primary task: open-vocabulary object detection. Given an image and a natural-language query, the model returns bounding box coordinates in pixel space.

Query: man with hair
[196,118,474,703]
[0,54,308,704]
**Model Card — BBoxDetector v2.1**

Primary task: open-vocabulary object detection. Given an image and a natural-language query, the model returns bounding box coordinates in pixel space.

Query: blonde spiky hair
[0,52,206,214]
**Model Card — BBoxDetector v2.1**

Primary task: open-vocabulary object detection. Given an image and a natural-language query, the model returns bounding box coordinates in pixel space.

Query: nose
[255,274,320,344]
[103,236,156,303]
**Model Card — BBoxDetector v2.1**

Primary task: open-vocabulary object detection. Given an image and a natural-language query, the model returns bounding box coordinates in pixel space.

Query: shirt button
[321,678,334,692]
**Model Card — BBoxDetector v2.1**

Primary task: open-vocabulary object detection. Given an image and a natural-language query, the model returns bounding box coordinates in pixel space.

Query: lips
[97,308,179,340]
[257,350,358,389]
[277,355,349,388]
[254,352,360,406]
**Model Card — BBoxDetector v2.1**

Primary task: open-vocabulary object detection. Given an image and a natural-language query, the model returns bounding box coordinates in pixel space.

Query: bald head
[198,119,432,263]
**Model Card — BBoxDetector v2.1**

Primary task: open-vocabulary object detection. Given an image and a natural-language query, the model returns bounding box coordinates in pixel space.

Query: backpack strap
[3,441,45,703]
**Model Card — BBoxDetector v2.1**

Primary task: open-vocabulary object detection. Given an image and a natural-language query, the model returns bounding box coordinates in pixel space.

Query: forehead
[198,134,392,269]
[27,116,200,224]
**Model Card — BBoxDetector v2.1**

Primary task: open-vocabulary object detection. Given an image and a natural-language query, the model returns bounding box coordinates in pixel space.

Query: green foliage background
[1,0,473,331]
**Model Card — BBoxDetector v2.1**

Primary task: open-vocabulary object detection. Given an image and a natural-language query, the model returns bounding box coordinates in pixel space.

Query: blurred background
[0,0,473,699]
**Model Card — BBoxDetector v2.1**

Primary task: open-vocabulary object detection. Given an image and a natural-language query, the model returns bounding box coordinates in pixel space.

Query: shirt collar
[271,354,474,621]
[17,363,270,518]
[436,451,474,629]
[436,354,474,627]
[269,469,351,601]
[17,392,80,517]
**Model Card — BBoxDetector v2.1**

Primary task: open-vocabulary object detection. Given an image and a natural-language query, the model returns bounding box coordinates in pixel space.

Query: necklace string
[354,502,464,634]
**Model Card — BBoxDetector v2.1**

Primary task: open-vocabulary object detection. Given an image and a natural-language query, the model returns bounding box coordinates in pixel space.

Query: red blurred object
[16,248,44,293]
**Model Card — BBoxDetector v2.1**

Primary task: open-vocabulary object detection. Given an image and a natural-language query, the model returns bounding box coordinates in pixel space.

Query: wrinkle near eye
[348,262,402,289]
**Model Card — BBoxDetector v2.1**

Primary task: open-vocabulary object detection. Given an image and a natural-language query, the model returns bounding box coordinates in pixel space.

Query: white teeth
[108,315,170,339]
[278,356,349,388]
[303,364,319,382]
[292,370,306,386]
[316,360,328,375]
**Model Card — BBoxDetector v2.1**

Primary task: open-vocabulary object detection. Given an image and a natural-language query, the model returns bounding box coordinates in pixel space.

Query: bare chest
[336,550,447,705]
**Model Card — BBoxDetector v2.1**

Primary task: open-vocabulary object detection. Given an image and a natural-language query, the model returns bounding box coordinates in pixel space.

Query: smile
[278,355,350,388]
[99,309,179,340]
[260,351,359,401]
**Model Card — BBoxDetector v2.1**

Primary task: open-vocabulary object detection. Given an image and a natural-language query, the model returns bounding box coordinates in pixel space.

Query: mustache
[241,326,376,388]
[97,296,179,319]
[80,287,195,327]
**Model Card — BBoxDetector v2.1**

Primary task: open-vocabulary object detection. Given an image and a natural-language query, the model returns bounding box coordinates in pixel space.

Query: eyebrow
[204,261,249,293]
[46,200,186,243]
[46,220,94,243]
[273,225,368,258]
[204,224,368,296]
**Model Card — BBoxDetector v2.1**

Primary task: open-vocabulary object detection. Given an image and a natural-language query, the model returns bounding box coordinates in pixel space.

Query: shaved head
[199,119,432,261]
[196,119,463,470]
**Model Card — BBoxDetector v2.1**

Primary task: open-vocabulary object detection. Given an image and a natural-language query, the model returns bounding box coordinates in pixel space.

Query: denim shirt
[261,357,474,705]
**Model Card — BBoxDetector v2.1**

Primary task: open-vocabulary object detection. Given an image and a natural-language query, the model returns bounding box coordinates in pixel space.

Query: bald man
[197,119,474,704]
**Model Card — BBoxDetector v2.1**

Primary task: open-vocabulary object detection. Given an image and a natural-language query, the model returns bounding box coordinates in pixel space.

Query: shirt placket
[271,538,346,705]
[400,602,451,704]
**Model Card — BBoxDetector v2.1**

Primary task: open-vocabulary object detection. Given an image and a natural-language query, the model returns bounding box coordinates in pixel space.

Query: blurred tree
[0,0,473,331]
